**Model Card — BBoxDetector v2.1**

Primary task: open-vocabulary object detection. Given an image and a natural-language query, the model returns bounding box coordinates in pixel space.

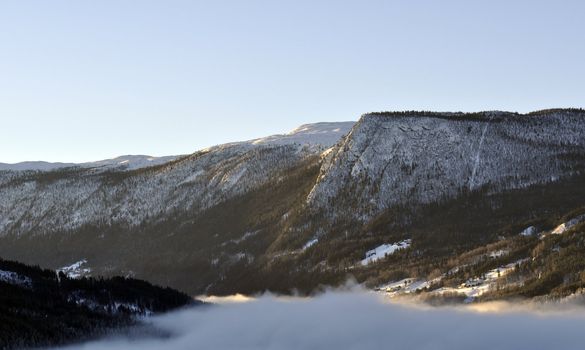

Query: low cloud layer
[61,291,585,350]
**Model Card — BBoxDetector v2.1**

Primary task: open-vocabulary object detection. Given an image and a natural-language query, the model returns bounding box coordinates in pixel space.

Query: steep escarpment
[308,110,585,220]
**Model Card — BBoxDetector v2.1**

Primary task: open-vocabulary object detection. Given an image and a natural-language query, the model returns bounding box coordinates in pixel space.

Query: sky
[1,0,584,163]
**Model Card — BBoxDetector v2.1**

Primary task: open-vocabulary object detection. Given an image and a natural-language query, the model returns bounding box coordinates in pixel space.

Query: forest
[0,258,198,349]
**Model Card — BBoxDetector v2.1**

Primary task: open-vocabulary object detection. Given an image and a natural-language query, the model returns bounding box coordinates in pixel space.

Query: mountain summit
[0,122,355,172]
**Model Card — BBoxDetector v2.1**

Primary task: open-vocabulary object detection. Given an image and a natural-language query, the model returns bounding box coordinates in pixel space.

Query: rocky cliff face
[308,110,585,220]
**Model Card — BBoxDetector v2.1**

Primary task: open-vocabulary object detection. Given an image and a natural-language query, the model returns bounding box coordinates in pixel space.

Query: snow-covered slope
[308,110,585,220]
[0,122,354,236]
[0,147,295,235]
[201,122,355,153]
[0,123,355,172]
[247,122,355,148]
[0,161,77,172]
[0,155,177,172]
[81,155,178,170]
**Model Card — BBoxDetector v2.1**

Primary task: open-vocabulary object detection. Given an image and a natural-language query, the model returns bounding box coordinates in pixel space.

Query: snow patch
[223,230,260,246]
[520,226,538,236]
[361,239,411,266]
[58,259,91,279]
[469,115,493,190]
[489,250,508,258]
[303,238,319,250]
[249,122,354,148]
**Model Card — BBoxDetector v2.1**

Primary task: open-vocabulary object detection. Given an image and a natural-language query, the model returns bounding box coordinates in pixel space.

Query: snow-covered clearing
[58,259,91,279]
[361,239,411,266]
[377,258,529,302]
[376,278,433,295]
[433,259,528,302]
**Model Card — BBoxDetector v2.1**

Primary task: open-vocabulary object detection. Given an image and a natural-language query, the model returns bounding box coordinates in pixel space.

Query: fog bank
[59,291,585,350]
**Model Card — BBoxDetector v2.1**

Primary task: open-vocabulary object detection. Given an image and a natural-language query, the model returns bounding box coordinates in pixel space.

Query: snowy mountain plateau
[1,110,584,299]
[0,154,178,172]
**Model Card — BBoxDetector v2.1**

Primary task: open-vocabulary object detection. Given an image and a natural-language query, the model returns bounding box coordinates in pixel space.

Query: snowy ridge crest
[0,155,178,172]
[0,122,354,237]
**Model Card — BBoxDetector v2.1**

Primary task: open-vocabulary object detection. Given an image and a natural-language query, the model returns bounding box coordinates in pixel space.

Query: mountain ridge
[0,155,178,172]
[308,109,585,220]
[1,109,584,301]
[0,122,356,172]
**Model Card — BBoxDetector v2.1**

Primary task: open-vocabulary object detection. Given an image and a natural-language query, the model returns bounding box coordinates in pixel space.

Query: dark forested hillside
[0,258,197,350]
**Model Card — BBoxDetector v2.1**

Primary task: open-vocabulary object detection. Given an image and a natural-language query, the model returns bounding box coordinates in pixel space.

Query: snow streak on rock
[469,114,493,190]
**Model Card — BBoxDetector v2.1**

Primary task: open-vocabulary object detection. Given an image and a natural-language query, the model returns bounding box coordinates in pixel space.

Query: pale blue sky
[1,0,583,163]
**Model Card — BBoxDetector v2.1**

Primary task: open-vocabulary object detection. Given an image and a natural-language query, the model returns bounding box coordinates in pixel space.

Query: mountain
[81,155,179,171]
[244,122,356,148]
[0,112,584,302]
[0,122,354,173]
[0,155,178,172]
[309,110,585,219]
[0,161,77,172]
[0,257,196,349]
[0,122,355,236]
